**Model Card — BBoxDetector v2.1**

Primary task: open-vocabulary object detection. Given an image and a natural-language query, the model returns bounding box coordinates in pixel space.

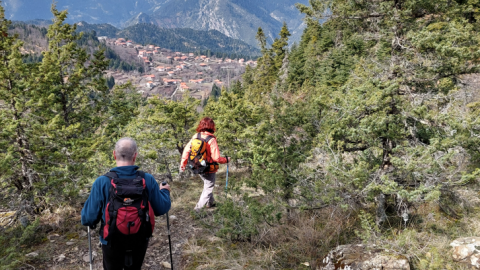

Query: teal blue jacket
[81,166,171,245]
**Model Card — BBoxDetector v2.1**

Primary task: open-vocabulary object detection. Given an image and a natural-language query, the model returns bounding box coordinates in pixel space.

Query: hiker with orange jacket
[180,117,230,211]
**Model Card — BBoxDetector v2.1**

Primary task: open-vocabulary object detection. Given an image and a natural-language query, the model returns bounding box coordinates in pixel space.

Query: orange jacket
[180,131,228,173]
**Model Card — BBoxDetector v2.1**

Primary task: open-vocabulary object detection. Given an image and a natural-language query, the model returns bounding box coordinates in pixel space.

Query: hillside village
[100,36,257,101]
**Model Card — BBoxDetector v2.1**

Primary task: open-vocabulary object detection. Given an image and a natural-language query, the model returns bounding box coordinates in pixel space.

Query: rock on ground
[451,237,480,268]
[318,244,410,270]
[0,211,15,226]
[25,252,39,258]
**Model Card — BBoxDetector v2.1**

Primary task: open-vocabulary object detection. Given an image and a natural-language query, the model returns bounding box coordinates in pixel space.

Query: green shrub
[214,196,280,242]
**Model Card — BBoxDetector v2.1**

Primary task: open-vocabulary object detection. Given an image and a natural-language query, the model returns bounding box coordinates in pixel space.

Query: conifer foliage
[204,0,480,247]
[289,0,480,221]
[3,0,480,267]
[0,4,112,212]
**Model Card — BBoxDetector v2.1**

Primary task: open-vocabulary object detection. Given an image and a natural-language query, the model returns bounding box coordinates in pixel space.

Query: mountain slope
[2,0,170,26]
[2,0,308,47]
[147,0,307,46]
[76,22,260,56]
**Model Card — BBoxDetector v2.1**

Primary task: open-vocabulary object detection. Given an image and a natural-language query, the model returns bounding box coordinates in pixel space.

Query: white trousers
[195,173,216,210]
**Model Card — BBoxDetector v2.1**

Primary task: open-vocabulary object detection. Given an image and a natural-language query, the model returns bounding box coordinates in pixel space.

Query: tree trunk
[375,193,387,226]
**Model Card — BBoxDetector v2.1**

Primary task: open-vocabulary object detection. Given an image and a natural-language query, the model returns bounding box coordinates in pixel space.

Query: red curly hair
[196,117,216,133]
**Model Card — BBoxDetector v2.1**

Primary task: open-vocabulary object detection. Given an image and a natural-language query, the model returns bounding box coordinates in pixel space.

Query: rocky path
[26,208,195,270]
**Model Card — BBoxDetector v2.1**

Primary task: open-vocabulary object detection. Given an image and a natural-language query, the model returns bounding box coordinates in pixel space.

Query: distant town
[99,36,257,101]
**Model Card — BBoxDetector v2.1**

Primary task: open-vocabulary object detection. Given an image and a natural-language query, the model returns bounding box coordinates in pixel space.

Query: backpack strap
[104,171,118,179]
[136,170,146,179]
[197,132,215,143]
[105,171,146,179]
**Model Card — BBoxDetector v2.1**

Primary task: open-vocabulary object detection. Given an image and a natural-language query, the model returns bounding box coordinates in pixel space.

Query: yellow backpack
[187,133,218,174]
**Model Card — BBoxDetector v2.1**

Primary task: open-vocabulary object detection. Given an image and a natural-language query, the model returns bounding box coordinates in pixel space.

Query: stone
[83,251,97,262]
[161,261,171,269]
[169,215,177,221]
[318,244,410,270]
[0,211,15,226]
[66,241,75,246]
[452,245,475,261]
[57,254,66,262]
[48,234,60,240]
[20,216,29,227]
[25,252,39,258]
[450,237,480,268]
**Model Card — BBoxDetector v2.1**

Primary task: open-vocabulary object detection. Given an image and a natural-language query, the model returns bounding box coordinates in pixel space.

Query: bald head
[114,137,137,162]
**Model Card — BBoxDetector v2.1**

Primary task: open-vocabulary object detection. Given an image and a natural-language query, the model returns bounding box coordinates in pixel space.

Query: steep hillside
[147,0,308,46]
[8,21,48,54]
[8,21,143,72]
[2,0,308,46]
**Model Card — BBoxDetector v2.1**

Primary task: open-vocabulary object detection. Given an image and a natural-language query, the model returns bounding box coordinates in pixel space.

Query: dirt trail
[25,208,197,269]
[84,208,195,270]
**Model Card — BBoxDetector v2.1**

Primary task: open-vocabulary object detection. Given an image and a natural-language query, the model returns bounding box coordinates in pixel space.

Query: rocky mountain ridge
[2,0,308,46]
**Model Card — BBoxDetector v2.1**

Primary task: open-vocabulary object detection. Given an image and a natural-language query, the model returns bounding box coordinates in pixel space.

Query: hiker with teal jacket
[81,137,171,270]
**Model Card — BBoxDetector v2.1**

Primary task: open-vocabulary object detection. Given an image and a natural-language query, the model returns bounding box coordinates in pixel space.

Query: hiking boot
[206,202,216,208]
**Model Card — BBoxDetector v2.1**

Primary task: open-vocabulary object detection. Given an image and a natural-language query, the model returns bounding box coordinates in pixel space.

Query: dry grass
[371,195,480,269]
[170,178,203,211]
[5,169,480,269]
[182,206,359,270]
[180,171,480,270]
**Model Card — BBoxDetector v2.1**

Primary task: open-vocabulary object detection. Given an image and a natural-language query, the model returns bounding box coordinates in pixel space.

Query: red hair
[196,117,216,133]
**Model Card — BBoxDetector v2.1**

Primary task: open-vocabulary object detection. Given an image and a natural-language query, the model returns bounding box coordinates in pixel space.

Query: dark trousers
[102,240,149,270]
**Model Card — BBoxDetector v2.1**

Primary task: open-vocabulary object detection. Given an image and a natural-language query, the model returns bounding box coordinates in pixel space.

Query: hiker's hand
[179,166,185,173]
[226,157,231,163]
[160,182,171,192]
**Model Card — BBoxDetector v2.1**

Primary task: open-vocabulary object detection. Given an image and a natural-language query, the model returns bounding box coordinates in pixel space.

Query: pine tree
[0,4,39,195]
[292,0,480,222]
[272,22,290,72]
[210,83,221,100]
[244,28,276,103]
[107,75,115,89]
[128,93,200,178]
[203,83,263,163]
[0,3,112,211]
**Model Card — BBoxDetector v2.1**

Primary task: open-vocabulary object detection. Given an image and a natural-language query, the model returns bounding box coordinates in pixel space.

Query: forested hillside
[2,0,480,269]
[8,21,142,72]
[76,21,261,57]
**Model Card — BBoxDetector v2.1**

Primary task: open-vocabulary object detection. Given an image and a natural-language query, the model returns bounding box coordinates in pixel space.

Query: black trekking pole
[88,226,93,270]
[225,156,229,197]
[162,182,174,270]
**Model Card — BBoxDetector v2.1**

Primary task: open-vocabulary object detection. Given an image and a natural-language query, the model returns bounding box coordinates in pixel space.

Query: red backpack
[101,171,155,244]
